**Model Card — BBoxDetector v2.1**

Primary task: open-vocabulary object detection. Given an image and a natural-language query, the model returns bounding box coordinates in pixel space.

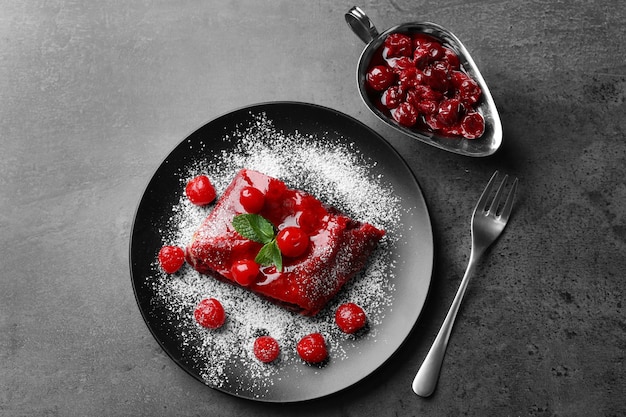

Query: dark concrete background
[1,0,625,416]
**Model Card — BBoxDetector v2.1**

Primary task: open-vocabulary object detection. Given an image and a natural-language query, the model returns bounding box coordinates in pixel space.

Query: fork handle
[412,257,478,397]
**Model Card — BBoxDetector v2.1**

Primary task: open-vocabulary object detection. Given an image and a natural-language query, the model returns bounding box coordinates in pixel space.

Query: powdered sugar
[149,112,405,399]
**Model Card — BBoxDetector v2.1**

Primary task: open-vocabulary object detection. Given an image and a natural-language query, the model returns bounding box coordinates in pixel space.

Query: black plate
[130,102,433,402]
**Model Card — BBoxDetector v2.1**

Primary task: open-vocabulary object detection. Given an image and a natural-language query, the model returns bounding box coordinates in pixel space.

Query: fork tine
[475,171,499,213]
[499,177,518,222]
[488,174,509,215]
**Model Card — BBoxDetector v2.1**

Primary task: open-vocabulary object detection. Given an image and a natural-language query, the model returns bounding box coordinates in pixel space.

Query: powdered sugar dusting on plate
[150,112,405,399]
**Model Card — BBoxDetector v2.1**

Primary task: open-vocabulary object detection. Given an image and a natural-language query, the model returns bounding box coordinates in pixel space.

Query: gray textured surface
[1,1,625,416]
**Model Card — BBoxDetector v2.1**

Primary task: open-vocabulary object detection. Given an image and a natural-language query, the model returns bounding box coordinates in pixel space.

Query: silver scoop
[346,6,503,157]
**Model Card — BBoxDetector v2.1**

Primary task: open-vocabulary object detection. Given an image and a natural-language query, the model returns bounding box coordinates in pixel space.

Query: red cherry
[194,298,226,329]
[253,336,281,363]
[413,33,436,49]
[423,64,450,92]
[240,186,265,213]
[381,86,404,109]
[366,65,395,91]
[276,226,309,258]
[458,77,482,106]
[427,42,445,61]
[416,100,438,116]
[436,98,463,126]
[384,33,413,58]
[296,333,328,363]
[158,245,185,274]
[335,303,367,334]
[443,47,461,70]
[413,48,430,69]
[398,67,418,90]
[185,175,216,206]
[230,259,260,286]
[392,102,418,127]
[450,71,469,88]
[412,34,438,68]
[461,112,485,139]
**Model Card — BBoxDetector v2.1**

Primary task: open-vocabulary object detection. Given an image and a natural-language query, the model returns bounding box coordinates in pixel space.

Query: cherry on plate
[253,336,281,363]
[296,333,328,364]
[158,245,185,274]
[194,298,226,329]
[335,302,367,334]
[186,175,216,206]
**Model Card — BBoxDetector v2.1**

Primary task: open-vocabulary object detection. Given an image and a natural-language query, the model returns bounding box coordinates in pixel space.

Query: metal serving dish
[346,6,502,157]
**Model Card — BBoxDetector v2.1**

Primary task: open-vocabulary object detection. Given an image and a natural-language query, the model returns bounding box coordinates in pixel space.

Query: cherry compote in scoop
[367,32,485,139]
[346,6,502,157]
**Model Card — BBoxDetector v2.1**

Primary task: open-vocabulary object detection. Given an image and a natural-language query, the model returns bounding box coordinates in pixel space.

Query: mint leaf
[232,213,284,271]
[255,240,283,271]
[232,214,275,244]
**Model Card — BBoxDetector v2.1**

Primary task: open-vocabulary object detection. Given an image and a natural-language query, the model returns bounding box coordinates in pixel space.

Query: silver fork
[412,171,518,397]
